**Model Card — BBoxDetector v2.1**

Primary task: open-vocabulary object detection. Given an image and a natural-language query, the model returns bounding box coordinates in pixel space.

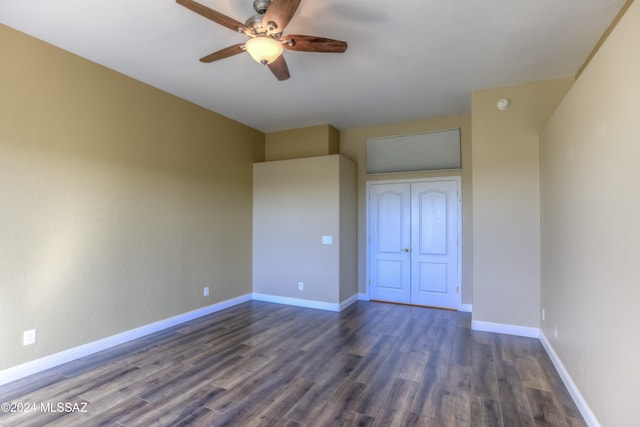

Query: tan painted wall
[340,115,473,304]
[265,124,339,161]
[339,157,358,301]
[253,155,356,304]
[0,25,264,370]
[540,2,640,425]
[470,77,573,328]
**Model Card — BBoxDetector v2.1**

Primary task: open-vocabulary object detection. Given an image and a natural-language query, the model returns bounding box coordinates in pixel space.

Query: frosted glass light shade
[245,37,283,65]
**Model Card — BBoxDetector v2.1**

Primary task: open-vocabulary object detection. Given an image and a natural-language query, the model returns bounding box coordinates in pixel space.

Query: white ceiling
[0,0,626,132]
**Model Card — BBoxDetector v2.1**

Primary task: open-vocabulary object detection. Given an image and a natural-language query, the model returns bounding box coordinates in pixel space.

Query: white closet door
[410,180,459,308]
[368,179,460,309]
[368,183,411,303]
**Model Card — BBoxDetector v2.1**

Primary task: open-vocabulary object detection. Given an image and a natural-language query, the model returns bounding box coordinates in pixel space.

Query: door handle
[402,248,410,252]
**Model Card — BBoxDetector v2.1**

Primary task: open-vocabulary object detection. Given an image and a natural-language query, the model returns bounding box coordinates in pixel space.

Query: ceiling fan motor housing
[247,0,276,34]
[245,14,266,33]
[253,0,271,14]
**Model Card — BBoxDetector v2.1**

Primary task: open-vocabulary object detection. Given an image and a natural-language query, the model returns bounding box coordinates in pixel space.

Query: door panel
[378,192,404,252]
[418,262,448,293]
[411,180,459,308]
[419,191,448,255]
[377,261,405,289]
[369,184,411,303]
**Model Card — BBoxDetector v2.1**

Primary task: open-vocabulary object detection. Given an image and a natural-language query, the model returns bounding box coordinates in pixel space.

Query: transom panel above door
[368,179,461,309]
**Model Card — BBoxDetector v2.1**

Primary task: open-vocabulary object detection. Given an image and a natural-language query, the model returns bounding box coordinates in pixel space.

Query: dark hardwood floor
[0,301,585,426]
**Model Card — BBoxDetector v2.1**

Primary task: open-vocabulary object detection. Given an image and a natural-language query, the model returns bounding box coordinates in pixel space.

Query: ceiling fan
[176,0,348,81]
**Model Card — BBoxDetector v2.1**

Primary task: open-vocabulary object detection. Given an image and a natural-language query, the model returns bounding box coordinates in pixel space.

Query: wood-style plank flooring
[0,301,586,426]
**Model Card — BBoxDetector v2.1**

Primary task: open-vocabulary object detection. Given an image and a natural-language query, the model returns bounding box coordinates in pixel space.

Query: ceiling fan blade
[199,43,246,63]
[176,0,250,34]
[263,0,301,34]
[282,35,347,53]
[267,55,290,81]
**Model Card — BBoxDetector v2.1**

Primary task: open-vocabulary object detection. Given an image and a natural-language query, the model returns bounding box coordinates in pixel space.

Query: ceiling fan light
[245,37,283,65]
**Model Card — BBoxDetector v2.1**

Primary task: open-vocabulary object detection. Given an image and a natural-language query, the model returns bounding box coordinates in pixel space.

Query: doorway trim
[366,177,463,310]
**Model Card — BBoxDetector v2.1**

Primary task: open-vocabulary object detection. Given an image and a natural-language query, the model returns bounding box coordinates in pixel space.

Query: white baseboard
[340,294,359,311]
[539,332,600,427]
[459,303,472,313]
[252,293,349,312]
[358,293,369,301]
[471,320,540,338]
[0,293,252,386]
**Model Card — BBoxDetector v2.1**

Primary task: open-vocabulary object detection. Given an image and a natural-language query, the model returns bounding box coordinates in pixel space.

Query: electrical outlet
[23,329,37,346]
[542,308,545,321]
[298,282,304,291]
[204,287,209,297]
[554,325,559,339]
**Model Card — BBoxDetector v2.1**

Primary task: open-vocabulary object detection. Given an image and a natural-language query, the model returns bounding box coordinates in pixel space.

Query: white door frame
[366,177,462,309]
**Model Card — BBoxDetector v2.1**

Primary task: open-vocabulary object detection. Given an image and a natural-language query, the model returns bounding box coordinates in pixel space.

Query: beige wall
[253,155,356,304]
[265,124,339,161]
[0,24,264,370]
[340,115,473,304]
[540,2,640,425]
[339,157,358,301]
[470,77,573,328]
